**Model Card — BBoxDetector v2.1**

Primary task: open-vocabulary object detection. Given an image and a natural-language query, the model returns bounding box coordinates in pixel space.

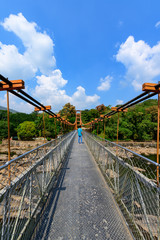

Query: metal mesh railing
[0,133,71,190]
[84,131,160,240]
[0,131,76,240]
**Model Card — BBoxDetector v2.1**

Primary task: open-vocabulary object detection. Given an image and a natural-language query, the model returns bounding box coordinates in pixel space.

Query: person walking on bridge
[77,125,83,144]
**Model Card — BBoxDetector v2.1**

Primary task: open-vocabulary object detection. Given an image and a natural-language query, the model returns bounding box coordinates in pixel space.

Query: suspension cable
[0,75,68,123]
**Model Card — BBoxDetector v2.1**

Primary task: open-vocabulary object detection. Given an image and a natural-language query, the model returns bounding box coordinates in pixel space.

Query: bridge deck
[35,135,133,240]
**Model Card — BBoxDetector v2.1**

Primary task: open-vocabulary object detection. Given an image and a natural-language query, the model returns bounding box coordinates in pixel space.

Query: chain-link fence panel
[84,131,160,240]
[0,131,76,240]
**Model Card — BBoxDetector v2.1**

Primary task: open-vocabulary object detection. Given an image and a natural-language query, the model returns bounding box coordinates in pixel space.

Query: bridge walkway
[35,134,133,240]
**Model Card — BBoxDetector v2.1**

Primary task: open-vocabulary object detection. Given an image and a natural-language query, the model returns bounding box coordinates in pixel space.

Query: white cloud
[155,21,160,28]
[97,75,112,91]
[0,13,100,112]
[116,99,124,105]
[36,69,68,91]
[0,13,55,79]
[34,69,70,108]
[0,42,36,80]
[71,86,100,109]
[116,36,160,91]
[0,92,33,113]
[34,71,100,111]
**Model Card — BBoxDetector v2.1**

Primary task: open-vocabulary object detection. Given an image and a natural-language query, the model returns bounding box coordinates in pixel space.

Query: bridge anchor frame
[143,82,160,186]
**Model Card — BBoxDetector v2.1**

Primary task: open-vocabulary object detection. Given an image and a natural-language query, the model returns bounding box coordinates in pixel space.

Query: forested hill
[0,99,158,141]
[81,99,158,141]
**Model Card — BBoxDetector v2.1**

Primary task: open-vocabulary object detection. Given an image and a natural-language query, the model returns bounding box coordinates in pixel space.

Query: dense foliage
[0,99,158,141]
[81,99,158,141]
[0,102,76,141]
[0,110,63,141]
[17,121,37,140]
[0,111,38,140]
[59,103,76,123]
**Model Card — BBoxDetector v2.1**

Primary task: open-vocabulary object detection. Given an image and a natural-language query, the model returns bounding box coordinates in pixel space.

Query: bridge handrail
[0,132,71,171]
[0,139,55,171]
[0,131,75,196]
[91,133,160,167]
[0,130,76,240]
[0,131,73,192]
[84,132,159,191]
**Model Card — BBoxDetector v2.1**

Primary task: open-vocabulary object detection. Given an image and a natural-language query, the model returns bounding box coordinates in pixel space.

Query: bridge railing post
[29,173,32,219]
[1,187,10,240]
[157,93,160,187]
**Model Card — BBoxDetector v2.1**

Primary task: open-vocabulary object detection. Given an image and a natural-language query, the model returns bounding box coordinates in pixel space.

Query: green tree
[0,121,8,140]
[17,121,37,140]
[81,109,99,123]
[59,103,76,122]
[0,121,15,140]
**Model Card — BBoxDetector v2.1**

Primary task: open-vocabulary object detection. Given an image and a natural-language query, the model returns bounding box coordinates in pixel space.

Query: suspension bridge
[0,74,160,240]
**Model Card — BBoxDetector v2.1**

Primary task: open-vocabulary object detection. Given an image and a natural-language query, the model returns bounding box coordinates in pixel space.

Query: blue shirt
[77,128,82,136]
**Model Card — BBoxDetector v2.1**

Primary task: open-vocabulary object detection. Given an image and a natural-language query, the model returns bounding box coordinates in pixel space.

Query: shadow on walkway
[32,139,74,240]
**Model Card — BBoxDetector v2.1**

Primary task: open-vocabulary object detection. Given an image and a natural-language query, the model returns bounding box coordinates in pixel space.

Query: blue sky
[0,0,160,112]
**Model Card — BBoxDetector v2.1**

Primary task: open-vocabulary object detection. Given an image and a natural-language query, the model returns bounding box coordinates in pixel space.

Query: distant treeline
[0,111,62,141]
[0,103,76,141]
[0,99,158,141]
[81,99,158,141]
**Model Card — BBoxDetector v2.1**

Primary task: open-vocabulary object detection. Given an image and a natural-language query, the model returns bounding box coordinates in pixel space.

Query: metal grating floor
[35,135,133,240]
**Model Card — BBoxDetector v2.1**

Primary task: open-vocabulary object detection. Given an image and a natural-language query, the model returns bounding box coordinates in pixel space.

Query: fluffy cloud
[116,36,160,91]
[34,71,100,111]
[0,42,36,80]
[71,86,100,109]
[0,13,100,112]
[0,13,55,79]
[1,70,99,113]
[97,75,112,91]
[34,70,70,107]
[0,92,33,113]
[36,69,68,91]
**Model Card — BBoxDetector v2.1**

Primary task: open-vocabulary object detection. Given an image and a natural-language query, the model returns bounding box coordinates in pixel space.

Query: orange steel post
[64,121,66,133]
[97,121,99,135]
[103,119,106,139]
[7,91,11,185]
[0,78,25,185]
[54,118,57,138]
[61,121,63,134]
[116,112,120,156]
[157,93,160,186]
[117,112,119,145]
[75,113,77,130]
[34,106,51,143]
[43,112,46,144]
[144,83,160,185]
[111,107,127,154]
